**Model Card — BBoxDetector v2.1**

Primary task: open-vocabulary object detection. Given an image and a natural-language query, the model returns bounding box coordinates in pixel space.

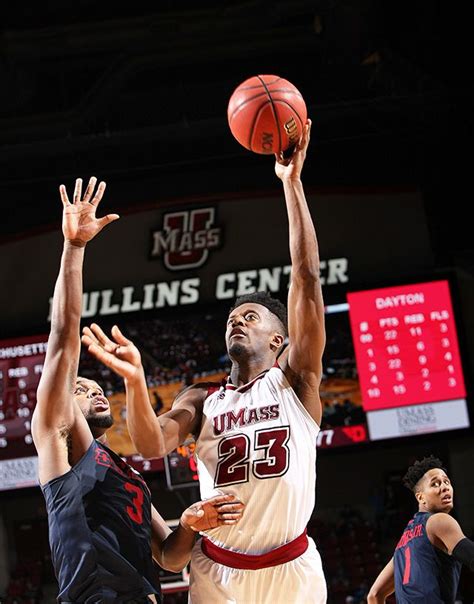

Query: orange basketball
[227,74,307,155]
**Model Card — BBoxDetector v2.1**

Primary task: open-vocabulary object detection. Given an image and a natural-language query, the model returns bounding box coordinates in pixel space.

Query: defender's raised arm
[32,178,118,484]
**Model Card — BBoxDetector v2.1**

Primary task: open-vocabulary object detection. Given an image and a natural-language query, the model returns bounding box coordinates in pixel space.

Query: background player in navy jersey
[82,119,329,604]
[368,455,474,603]
[32,176,244,604]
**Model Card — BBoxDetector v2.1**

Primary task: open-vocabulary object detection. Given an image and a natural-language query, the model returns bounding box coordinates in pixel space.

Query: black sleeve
[452,538,474,571]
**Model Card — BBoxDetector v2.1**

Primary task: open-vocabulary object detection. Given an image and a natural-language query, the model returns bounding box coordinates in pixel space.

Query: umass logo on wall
[150,207,223,271]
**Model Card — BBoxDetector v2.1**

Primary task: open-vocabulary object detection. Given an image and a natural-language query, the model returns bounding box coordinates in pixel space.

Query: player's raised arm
[275,120,325,425]
[82,323,206,457]
[32,177,119,484]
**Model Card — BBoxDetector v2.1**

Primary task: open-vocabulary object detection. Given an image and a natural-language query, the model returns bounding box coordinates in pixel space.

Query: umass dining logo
[150,207,223,271]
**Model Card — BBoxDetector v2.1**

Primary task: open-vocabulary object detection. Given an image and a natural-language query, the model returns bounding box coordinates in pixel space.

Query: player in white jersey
[82,119,328,603]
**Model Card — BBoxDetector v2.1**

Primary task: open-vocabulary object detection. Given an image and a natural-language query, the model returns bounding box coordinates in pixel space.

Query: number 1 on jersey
[403,545,411,584]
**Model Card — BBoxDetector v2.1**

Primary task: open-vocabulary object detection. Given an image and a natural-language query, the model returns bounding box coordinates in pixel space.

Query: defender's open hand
[82,323,143,383]
[180,494,245,532]
[60,176,119,246]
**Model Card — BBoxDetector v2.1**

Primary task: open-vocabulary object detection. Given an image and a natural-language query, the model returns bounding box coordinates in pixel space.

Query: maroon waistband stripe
[201,529,308,570]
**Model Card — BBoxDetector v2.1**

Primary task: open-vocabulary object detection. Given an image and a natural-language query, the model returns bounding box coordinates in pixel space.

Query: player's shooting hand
[274,119,311,182]
[180,494,245,532]
[81,323,143,383]
[60,177,119,246]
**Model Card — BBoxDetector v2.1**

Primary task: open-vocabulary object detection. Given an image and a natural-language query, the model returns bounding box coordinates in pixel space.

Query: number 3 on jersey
[124,482,144,524]
[215,426,290,487]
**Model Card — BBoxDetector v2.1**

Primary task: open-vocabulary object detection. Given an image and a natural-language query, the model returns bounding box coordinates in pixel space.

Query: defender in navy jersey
[32,177,244,603]
[368,455,474,603]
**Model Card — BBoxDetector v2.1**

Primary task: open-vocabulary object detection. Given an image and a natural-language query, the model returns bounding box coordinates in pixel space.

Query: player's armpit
[169,383,215,435]
[33,402,93,485]
[158,385,208,452]
[278,352,323,425]
[132,384,207,458]
[452,538,474,570]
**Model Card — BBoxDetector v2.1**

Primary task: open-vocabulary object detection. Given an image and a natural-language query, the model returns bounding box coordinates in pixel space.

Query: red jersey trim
[222,360,282,394]
[201,530,308,570]
[224,368,273,394]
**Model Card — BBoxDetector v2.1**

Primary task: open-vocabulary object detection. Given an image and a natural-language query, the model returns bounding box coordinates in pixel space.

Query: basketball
[227,74,307,155]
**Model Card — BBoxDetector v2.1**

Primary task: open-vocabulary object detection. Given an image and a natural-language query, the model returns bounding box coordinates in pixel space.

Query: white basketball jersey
[195,364,320,555]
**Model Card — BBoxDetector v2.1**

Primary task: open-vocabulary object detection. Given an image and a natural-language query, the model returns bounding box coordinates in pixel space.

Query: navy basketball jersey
[393,511,461,603]
[41,439,161,603]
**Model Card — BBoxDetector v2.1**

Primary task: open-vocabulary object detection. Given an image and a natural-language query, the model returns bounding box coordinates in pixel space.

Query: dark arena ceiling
[0,1,472,265]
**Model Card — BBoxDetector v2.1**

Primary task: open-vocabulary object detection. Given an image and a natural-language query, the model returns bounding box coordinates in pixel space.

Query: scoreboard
[0,335,48,490]
[0,333,163,490]
[0,335,47,459]
[348,280,469,440]
[348,280,466,410]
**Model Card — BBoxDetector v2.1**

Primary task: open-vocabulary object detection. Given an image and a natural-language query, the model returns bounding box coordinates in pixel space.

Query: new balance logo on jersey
[95,448,112,468]
[150,207,222,271]
[213,404,280,436]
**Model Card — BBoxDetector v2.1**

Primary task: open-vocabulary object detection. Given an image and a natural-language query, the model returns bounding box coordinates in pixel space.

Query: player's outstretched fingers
[216,501,245,513]
[111,325,131,346]
[302,119,311,147]
[206,494,241,506]
[82,326,100,347]
[216,500,245,524]
[82,176,97,204]
[88,323,119,355]
[81,334,95,350]
[59,184,70,207]
[81,331,112,360]
[73,178,83,204]
[90,181,106,206]
[96,214,120,232]
[81,335,94,351]
[220,518,242,525]
[89,323,114,347]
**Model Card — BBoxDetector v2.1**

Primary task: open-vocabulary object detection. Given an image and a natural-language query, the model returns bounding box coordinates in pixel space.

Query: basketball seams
[228,98,270,149]
[273,100,306,129]
[228,90,303,122]
[248,103,267,152]
[257,75,282,154]
[236,76,281,90]
[228,92,270,122]
[265,88,305,98]
[230,98,305,154]
[233,87,300,94]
